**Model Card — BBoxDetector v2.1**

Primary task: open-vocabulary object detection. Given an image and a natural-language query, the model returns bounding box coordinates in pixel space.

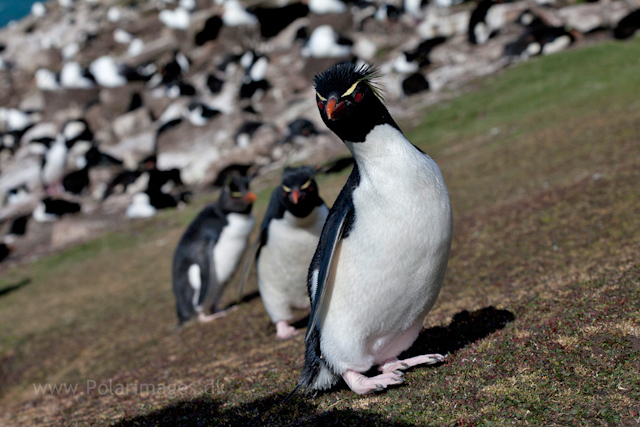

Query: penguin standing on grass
[172,176,256,325]
[296,63,453,395]
[246,166,329,340]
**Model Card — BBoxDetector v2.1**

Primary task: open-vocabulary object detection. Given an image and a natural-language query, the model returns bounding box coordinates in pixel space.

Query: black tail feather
[281,383,303,405]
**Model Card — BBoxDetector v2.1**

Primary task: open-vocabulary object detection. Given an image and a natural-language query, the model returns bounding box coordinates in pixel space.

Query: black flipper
[305,165,359,342]
[295,165,359,393]
[304,204,350,342]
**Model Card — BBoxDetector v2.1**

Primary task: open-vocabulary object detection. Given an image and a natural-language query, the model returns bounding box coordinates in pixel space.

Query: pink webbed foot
[379,354,447,374]
[197,305,238,323]
[275,320,299,340]
[342,369,404,395]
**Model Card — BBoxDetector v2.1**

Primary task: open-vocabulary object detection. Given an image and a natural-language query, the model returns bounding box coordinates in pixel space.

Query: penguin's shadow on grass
[222,290,261,310]
[112,393,417,427]
[351,306,515,388]
[0,278,30,299]
[402,306,516,359]
[114,307,514,426]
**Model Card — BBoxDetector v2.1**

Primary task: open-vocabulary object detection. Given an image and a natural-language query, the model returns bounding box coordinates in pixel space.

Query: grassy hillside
[1,39,639,426]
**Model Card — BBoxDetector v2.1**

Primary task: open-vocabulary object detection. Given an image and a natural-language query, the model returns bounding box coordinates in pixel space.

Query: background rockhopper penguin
[296,63,454,395]
[172,175,256,325]
[243,166,329,340]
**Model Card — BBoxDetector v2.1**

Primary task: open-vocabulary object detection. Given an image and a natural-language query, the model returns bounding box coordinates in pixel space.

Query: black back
[240,80,270,99]
[147,168,183,193]
[405,36,446,67]
[85,146,123,167]
[206,74,224,94]
[102,170,142,200]
[43,198,81,216]
[161,52,190,85]
[62,119,93,146]
[157,118,183,140]
[127,93,143,112]
[236,121,263,137]
[505,23,573,57]
[187,102,220,119]
[402,73,429,96]
[195,16,223,45]
[282,118,319,143]
[614,10,640,40]
[249,2,309,38]
[62,167,90,195]
[8,215,29,236]
[0,243,9,263]
[468,0,495,44]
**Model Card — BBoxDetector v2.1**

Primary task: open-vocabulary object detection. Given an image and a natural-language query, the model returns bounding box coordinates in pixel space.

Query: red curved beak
[242,192,257,203]
[290,189,300,204]
[326,98,346,121]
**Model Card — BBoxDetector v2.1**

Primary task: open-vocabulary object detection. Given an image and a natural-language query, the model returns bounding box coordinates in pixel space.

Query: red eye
[355,93,363,102]
[318,101,323,109]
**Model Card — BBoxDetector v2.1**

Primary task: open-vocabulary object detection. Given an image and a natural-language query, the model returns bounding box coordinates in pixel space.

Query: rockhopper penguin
[297,63,453,395]
[254,166,329,340]
[172,176,256,325]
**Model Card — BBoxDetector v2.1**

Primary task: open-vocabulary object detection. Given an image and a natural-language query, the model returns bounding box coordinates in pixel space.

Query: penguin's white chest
[320,125,453,373]
[257,206,328,319]
[213,213,254,284]
[42,142,67,185]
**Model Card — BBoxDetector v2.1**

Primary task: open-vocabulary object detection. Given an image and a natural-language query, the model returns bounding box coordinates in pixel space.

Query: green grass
[1,39,640,426]
[412,40,640,148]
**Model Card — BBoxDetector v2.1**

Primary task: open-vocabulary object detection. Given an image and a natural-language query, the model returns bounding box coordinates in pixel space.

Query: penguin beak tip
[326,98,345,121]
[243,192,257,203]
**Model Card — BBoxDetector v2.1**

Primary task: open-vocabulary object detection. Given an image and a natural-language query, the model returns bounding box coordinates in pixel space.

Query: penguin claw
[343,369,405,394]
[365,386,384,395]
[380,354,446,373]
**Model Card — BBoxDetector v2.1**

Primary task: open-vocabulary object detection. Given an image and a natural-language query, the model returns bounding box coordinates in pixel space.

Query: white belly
[319,125,453,373]
[42,143,67,185]
[258,206,328,322]
[213,213,255,284]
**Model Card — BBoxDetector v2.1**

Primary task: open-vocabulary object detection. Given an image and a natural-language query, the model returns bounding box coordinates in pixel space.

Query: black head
[279,166,322,218]
[314,63,399,142]
[219,175,256,214]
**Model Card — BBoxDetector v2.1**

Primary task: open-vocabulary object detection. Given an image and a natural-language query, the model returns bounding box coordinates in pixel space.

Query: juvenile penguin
[255,166,328,340]
[298,63,453,394]
[172,176,256,325]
